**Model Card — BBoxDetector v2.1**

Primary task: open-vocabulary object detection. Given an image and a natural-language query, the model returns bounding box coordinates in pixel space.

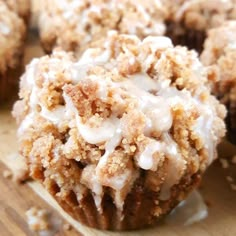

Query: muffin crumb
[219,158,229,169]
[232,155,236,164]
[63,223,72,231]
[13,167,29,184]
[3,170,12,179]
[26,207,50,231]
[230,184,236,191]
[226,176,234,183]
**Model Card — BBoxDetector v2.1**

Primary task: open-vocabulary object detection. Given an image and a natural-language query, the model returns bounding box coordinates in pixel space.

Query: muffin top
[2,0,30,22]
[201,21,236,103]
[39,0,167,53]
[14,32,226,213]
[0,2,26,73]
[166,0,236,31]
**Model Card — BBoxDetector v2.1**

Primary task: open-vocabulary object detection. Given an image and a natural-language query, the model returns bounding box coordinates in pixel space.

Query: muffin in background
[39,0,167,54]
[0,2,27,103]
[201,21,236,144]
[165,0,236,52]
[13,32,226,230]
[3,0,31,24]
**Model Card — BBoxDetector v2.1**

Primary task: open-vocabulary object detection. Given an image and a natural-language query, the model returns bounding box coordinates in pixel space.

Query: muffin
[0,2,26,103]
[39,0,167,54]
[165,0,236,52]
[13,32,226,230]
[201,21,236,144]
[3,0,31,24]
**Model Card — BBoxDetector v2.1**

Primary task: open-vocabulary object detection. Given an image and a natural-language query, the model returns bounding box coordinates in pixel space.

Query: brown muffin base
[0,65,23,104]
[42,171,201,231]
[166,21,206,53]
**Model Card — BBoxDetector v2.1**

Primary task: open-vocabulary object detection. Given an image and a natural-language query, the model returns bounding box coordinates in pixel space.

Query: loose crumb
[13,168,29,184]
[219,158,229,169]
[63,223,72,231]
[3,170,12,179]
[226,176,233,183]
[26,207,50,231]
[230,184,236,191]
[231,155,236,164]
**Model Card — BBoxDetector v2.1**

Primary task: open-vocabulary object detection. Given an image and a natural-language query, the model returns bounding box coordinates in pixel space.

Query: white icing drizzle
[118,75,173,136]
[137,142,163,170]
[77,48,111,66]
[129,73,158,92]
[41,106,66,124]
[142,36,172,52]
[75,115,120,144]
[96,127,122,174]
[17,113,34,135]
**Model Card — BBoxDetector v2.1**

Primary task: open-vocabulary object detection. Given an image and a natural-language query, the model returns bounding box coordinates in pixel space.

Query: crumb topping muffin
[201,21,236,143]
[39,0,167,54]
[2,0,31,23]
[0,1,26,102]
[13,32,226,230]
[165,0,236,51]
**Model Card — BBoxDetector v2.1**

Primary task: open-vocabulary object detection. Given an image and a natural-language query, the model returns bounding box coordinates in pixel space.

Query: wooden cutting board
[0,13,236,235]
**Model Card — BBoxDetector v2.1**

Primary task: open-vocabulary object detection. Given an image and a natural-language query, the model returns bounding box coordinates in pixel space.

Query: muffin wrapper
[166,21,206,53]
[42,173,201,231]
[227,101,236,144]
[0,65,23,104]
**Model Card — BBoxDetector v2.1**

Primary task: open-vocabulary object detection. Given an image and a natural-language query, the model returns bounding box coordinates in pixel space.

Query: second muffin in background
[39,0,167,54]
[201,21,236,144]
[165,0,236,52]
[0,1,27,103]
[2,0,31,24]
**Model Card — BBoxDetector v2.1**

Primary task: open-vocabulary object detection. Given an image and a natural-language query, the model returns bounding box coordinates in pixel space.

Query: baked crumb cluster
[201,21,236,136]
[13,32,226,223]
[166,0,236,31]
[26,207,50,231]
[39,0,167,54]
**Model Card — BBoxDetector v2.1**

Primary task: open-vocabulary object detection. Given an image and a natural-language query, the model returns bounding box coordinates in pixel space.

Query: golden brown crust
[13,33,226,230]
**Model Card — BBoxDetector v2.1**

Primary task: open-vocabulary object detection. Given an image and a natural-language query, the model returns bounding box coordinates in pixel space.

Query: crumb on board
[226,176,234,183]
[219,155,236,192]
[3,170,12,179]
[63,223,72,231]
[26,207,50,231]
[232,155,236,164]
[219,158,229,169]
[13,167,29,184]
[230,184,236,191]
